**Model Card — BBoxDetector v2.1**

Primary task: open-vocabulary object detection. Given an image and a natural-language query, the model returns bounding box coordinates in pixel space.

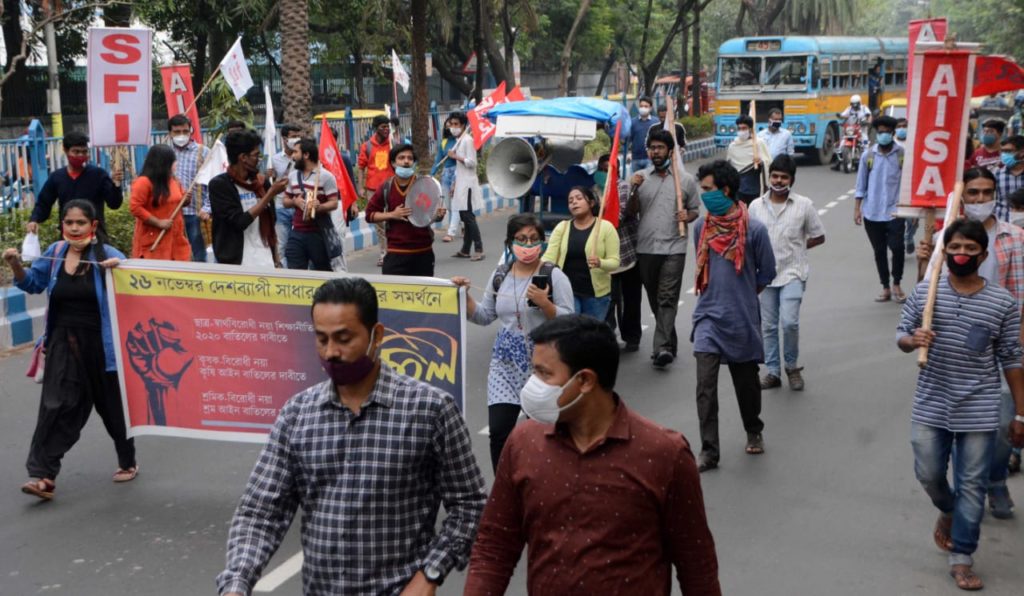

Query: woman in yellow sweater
[542,185,620,319]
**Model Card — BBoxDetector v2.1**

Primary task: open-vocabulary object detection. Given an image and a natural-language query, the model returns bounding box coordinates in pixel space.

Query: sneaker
[760,374,782,389]
[785,367,805,391]
[989,486,1015,519]
[652,351,674,369]
[697,456,718,473]
[620,343,639,353]
[905,242,916,255]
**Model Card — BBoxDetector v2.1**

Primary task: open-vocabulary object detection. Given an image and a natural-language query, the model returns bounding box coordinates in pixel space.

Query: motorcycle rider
[833,95,873,171]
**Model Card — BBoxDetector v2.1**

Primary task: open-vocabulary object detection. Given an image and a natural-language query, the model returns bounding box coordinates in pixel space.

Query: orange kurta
[129,176,191,260]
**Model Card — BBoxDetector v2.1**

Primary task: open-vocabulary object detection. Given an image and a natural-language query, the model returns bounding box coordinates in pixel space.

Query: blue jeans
[183,214,207,263]
[760,280,805,376]
[275,207,294,267]
[989,388,1016,487]
[911,422,996,566]
[574,295,611,321]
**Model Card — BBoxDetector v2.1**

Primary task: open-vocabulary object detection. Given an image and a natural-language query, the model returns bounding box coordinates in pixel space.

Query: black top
[49,265,101,330]
[562,222,595,298]
[30,165,122,225]
[208,173,273,265]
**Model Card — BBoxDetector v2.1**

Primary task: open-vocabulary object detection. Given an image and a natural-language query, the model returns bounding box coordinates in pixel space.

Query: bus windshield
[764,56,807,88]
[720,57,760,89]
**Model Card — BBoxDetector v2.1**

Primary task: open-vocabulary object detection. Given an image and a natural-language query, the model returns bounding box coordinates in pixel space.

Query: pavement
[1,158,1023,595]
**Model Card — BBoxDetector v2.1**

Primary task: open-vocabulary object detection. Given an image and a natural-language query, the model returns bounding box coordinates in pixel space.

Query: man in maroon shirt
[969,120,1006,172]
[464,315,721,596]
[364,144,447,277]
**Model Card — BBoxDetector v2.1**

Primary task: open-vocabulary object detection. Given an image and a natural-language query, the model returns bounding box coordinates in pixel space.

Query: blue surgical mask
[877,132,894,146]
[982,133,998,146]
[701,189,734,216]
[1002,152,1019,169]
[395,165,416,178]
[895,129,907,141]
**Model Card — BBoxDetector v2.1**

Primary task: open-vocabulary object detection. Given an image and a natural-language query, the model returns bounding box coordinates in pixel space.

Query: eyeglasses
[514,236,541,244]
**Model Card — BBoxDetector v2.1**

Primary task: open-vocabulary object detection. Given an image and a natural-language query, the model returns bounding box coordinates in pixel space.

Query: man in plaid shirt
[217,278,486,595]
[995,135,1024,222]
[168,115,210,262]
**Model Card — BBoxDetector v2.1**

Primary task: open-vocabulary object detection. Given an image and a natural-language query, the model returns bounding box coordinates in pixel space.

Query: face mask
[876,133,894,146]
[512,241,543,263]
[895,129,908,141]
[593,171,608,187]
[638,107,651,117]
[449,127,462,137]
[171,134,190,147]
[851,103,861,111]
[982,133,997,146]
[286,138,300,150]
[654,158,671,171]
[770,120,782,129]
[519,372,582,425]
[1001,152,1019,169]
[67,155,88,169]
[62,231,94,250]
[964,201,996,222]
[701,189,734,216]
[395,165,415,178]
[946,253,982,277]
[737,130,750,141]
[321,329,377,386]
[770,183,790,196]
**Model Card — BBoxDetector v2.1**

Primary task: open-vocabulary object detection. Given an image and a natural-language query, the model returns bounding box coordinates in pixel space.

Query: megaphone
[487,137,538,199]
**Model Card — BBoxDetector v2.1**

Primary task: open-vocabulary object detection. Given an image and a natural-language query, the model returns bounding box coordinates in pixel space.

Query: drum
[405,176,442,228]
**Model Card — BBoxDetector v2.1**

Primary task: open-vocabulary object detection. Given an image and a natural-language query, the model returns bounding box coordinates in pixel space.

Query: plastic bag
[21,232,41,262]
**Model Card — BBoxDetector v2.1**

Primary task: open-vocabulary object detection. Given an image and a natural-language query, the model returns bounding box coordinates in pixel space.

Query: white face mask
[286,138,300,150]
[449,127,462,137]
[171,134,190,147]
[737,130,750,141]
[519,372,582,425]
[638,107,651,117]
[964,201,996,222]
[1011,213,1024,228]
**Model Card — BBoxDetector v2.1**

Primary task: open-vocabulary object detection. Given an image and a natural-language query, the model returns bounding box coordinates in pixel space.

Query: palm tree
[280,0,312,130]
[784,0,858,35]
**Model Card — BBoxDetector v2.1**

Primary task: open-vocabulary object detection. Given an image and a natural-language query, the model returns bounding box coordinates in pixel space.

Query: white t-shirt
[236,185,275,269]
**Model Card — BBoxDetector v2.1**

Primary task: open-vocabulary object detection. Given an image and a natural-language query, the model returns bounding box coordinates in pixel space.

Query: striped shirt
[217,365,487,595]
[748,191,826,287]
[171,141,208,216]
[995,167,1024,222]
[897,277,1023,432]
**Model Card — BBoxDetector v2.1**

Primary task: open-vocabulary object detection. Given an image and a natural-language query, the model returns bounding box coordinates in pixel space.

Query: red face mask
[67,155,88,169]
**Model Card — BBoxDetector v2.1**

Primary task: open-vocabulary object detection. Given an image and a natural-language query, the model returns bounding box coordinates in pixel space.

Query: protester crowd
[4,92,1024,595]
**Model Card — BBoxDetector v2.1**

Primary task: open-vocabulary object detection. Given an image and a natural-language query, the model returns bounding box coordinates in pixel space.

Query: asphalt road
[1,158,1022,596]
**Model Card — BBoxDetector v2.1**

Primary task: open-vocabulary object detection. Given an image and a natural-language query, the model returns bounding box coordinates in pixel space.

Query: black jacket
[30,165,122,224]
[208,173,274,265]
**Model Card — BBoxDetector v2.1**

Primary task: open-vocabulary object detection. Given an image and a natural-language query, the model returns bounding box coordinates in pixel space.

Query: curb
[0,287,46,350]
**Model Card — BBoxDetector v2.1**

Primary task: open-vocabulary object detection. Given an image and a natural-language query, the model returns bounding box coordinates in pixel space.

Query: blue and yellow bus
[712,36,909,163]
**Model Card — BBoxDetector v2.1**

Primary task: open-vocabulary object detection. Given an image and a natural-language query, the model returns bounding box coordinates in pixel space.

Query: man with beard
[282,138,343,272]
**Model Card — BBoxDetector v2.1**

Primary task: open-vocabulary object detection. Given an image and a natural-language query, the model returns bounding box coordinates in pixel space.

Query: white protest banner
[220,38,254,101]
[391,49,410,93]
[87,28,152,146]
[195,140,229,185]
[262,85,277,171]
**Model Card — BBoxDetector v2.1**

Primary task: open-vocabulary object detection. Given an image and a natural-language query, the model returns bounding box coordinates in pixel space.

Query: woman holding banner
[451,214,574,470]
[129,145,191,261]
[3,200,137,501]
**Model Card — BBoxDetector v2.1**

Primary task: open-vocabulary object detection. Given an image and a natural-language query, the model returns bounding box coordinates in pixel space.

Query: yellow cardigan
[542,218,620,298]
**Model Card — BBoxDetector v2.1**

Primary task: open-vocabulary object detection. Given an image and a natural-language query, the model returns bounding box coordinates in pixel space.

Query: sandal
[875,290,892,302]
[21,478,55,500]
[442,235,454,242]
[471,252,486,262]
[949,565,983,591]
[933,514,953,552]
[892,288,907,303]
[113,465,139,483]
[745,433,765,455]
[453,251,471,259]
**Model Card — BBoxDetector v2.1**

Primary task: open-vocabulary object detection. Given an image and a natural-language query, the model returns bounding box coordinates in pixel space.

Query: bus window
[721,56,761,89]
[765,56,807,88]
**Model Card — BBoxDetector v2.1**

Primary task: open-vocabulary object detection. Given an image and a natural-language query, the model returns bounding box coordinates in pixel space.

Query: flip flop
[21,478,55,501]
[745,433,765,455]
[874,291,892,302]
[949,566,984,591]
[442,235,454,242]
[892,289,907,303]
[453,252,471,258]
[113,465,139,483]
[471,253,486,262]
[933,514,953,552]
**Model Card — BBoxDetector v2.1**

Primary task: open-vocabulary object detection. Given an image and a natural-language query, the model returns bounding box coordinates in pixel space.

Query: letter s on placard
[921,131,950,163]
[100,34,143,64]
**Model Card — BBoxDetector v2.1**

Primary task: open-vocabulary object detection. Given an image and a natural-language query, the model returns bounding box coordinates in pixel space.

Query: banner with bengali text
[107,262,466,443]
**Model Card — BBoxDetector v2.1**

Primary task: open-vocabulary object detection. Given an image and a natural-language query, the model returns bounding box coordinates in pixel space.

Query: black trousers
[488,403,521,472]
[864,218,906,288]
[606,265,643,346]
[285,229,331,271]
[382,250,435,277]
[636,254,685,356]
[27,326,136,480]
[694,352,764,463]
[460,190,483,254]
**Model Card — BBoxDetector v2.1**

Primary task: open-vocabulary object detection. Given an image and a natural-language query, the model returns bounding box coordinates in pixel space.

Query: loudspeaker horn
[487,137,538,199]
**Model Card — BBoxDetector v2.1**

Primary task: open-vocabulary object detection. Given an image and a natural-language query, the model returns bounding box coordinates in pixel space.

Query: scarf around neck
[228,169,278,261]
[695,201,748,295]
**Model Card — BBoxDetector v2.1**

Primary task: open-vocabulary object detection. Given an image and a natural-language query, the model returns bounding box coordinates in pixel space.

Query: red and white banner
[220,38,254,101]
[87,28,153,146]
[318,117,359,212]
[467,83,527,150]
[900,49,975,210]
[906,18,947,108]
[973,55,1024,98]
[160,64,202,142]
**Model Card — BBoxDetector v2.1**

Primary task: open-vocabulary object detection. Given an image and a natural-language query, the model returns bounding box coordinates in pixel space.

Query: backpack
[492,260,557,294]
[866,150,904,171]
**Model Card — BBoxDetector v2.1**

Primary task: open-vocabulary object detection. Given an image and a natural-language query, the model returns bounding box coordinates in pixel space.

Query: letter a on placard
[169,72,187,93]
[916,166,945,196]
[917,23,937,43]
[927,65,958,97]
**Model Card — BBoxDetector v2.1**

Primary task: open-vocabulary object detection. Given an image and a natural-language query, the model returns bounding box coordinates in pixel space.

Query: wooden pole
[665,96,687,238]
[150,135,223,252]
[917,182,964,368]
[749,100,764,196]
[917,208,936,283]
[182,63,223,117]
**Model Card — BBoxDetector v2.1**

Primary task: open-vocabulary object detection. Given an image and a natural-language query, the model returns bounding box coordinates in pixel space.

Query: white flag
[262,84,277,170]
[220,38,254,101]
[195,140,229,186]
[391,49,410,93]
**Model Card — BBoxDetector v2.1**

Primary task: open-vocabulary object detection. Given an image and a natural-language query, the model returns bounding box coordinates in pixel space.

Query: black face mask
[946,253,982,276]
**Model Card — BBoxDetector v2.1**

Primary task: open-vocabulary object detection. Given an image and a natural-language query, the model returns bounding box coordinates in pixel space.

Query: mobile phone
[528,275,550,308]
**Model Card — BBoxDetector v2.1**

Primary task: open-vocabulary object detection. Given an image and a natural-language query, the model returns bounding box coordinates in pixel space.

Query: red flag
[907,18,947,108]
[505,85,526,102]
[318,117,359,212]
[467,83,507,149]
[160,65,202,142]
[601,121,622,229]
[973,55,1024,97]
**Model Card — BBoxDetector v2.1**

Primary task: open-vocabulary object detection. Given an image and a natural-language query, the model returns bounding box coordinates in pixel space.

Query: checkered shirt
[992,220,1024,307]
[172,141,209,216]
[995,167,1024,222]
[216,365,487,595]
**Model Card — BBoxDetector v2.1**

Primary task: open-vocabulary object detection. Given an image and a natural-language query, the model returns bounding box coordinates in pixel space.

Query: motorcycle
[834,114,867,173]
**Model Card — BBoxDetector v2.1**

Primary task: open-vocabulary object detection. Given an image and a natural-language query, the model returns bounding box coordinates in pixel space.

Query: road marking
[838,195,849,201]
[479,426,490,436]
[686,286,695,295]
[254,552,303,592]
[817,209,827,215]
[826,201,838,208]
[641,324,649,331]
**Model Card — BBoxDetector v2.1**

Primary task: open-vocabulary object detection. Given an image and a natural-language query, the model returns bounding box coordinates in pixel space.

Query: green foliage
[680,114,713,139]
[205,77,255,131]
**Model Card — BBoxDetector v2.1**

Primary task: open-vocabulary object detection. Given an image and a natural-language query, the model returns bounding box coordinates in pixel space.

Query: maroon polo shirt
[465,397,721,596]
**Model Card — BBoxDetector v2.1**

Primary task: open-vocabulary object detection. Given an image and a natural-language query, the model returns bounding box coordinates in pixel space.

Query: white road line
[817,209,828,215]
[254,552,303,592]
[478,426,490,436]
[641,324,649,331]
[826,201,839,208]
[837,195,849,201]
[686,286,695,295]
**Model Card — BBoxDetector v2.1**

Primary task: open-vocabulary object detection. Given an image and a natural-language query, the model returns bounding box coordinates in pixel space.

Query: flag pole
[150,134,223,251]
[665,96,687,238]
[917,182,964,368]
[590,121,621,260]
[183,63,223,117]
[750,100,764,196]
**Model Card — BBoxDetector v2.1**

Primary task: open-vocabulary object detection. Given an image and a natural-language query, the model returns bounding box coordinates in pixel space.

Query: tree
[783,0,857,35]
[411,0,430,168]
[557,0,593,96]
[736,0,787,36]
[279,0,312,127]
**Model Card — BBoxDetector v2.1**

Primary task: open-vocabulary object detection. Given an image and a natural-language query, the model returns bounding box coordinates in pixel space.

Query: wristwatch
[422,564,445,586]
[1014,414,1024,424]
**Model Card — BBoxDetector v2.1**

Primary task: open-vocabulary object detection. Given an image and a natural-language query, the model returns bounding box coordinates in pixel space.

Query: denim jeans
[285,229,331,271]
[275,207,294,267]
[183,214,207,263]
[760,280,805,376]
[911,422,996,566]
[574,294,612,320]
[989,388,1016,487]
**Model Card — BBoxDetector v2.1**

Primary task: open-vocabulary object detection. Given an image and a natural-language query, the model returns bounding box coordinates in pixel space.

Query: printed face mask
[519,372,582,425]
[946,253,981,277]
[512,241,543,263]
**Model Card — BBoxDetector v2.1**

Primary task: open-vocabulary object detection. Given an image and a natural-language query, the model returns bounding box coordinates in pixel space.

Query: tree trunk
[501,0,516,85]
[411,0,430,168]
[353,42,366,107]
[482,1,509,87]
[193,28,209,102]
[280,0,312,130]
[691,1,702,116]
[558,0,594,97]
[473,0,485,102]
[102,3,132,26]
[594,48,616,96]
[741,0,787,36]
[0,0,26,121]
[568,58,582,96]
[433,51,473,97]
[637,0,655,94]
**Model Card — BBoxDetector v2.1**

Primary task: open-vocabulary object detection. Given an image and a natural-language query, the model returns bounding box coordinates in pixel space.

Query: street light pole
[44,19,63,137]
